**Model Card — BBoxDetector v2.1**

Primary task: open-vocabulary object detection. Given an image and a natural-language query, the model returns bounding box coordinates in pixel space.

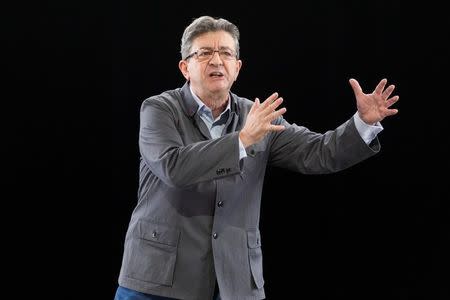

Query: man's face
[180,30,242,98]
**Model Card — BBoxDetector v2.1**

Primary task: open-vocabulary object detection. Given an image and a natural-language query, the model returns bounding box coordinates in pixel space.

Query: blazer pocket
[125,220,180,286]
[247,230,264,289]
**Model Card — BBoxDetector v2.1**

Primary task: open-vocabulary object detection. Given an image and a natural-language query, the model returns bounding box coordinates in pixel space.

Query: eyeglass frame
[184,47,238,61]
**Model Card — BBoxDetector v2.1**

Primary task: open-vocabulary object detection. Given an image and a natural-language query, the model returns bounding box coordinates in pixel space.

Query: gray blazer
[117,83,380,300]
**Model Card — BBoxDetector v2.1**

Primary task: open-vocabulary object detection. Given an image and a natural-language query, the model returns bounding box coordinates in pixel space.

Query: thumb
[349,78,363,97]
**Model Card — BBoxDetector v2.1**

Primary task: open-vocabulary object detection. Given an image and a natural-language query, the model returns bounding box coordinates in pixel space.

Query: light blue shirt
[353,112,384,144]
[189,85,382,161]
[190,85,248,160]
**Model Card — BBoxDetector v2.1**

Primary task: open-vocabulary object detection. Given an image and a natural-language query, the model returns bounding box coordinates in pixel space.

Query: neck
[195,89,229,119]
[210,100,228,119]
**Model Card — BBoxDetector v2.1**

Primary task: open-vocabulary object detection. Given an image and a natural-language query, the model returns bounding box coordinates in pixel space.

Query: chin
[210,80,230,90]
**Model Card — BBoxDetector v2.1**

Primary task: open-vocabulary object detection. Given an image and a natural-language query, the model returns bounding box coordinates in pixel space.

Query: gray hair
[180,16,240,60]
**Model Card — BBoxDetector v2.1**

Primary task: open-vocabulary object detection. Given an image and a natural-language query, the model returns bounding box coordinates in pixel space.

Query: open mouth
[209,71,224,78]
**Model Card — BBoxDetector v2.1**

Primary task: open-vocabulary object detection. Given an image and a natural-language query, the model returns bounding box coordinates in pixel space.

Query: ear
[234,59,243,81]
[178,60,190,81]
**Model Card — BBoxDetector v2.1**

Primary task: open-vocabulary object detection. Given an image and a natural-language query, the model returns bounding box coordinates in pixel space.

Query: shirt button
[217,201,223,207]
[213,232,218,239]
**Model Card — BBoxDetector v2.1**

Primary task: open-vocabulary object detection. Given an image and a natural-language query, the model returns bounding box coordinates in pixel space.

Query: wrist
[239,131,251,148]
[357,112,376,126]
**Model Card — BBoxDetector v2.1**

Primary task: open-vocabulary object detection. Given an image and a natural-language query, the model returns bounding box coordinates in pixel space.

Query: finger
[385,95,399,108]
[268,124,286,132]
[382,84,395,99]
[349,78,363,97]
[261,92,279,108]
[267,97,284,112]
[385,108,399,116]
[374,78,388,95]
[265,107,287,122]
[275,108,287,119]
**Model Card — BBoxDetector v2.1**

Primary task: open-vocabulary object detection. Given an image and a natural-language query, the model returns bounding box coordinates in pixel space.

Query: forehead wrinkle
[192,31,235,51]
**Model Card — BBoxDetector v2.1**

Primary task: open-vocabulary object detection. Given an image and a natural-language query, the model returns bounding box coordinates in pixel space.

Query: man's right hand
[239,92,287,148]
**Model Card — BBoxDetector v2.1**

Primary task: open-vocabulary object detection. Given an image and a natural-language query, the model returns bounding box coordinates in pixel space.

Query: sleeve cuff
[353,112,384,144]
[238,137,248,160]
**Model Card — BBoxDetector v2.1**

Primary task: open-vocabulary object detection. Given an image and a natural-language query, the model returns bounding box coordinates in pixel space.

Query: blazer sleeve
[139,97,241,188]
[268,116,380,174]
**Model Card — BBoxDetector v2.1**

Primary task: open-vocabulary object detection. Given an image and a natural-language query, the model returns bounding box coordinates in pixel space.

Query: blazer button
[217,201,223,207]
[212,232,218,239]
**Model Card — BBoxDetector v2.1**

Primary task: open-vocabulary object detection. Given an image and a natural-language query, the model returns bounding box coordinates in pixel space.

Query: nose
[208,50,223,65]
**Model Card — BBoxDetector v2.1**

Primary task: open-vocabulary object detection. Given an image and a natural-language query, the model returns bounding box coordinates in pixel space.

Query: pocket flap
[138,220,180,247]
[247,230,262,248]
[246,142,266,157]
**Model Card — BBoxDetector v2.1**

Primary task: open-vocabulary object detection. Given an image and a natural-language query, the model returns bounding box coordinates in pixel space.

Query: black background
[5,0,449,299]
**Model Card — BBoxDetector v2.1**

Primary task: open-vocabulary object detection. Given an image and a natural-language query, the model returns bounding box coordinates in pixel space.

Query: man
[115,16,399,300]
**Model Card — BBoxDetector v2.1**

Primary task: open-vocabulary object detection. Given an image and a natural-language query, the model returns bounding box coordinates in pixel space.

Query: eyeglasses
[185,48,237,62]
